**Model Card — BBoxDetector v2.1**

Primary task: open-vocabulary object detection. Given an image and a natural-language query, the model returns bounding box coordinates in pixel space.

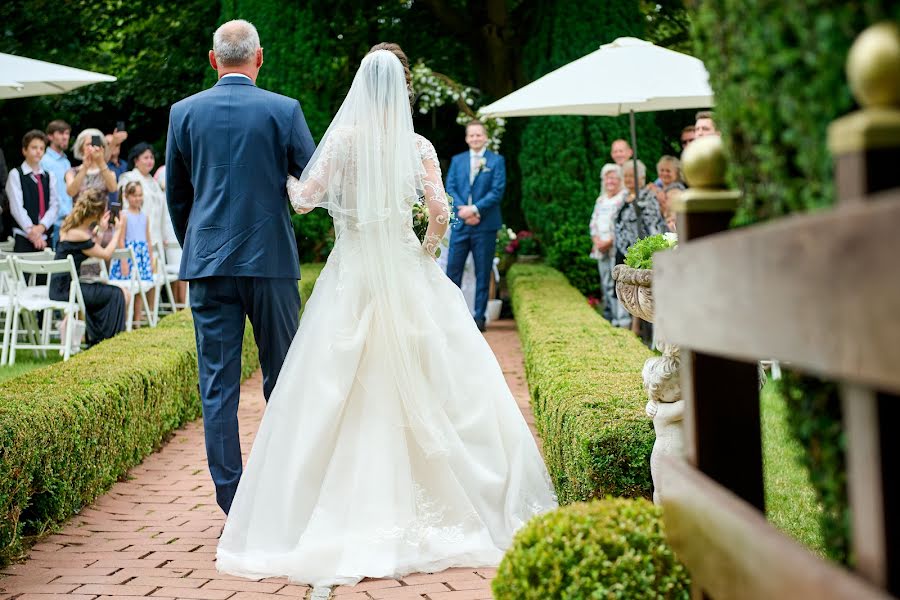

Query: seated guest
[52,188,129,346]
[590,163,630,328]
[650,155,685,225]
[614,159,667,265]
[4,130,60,252]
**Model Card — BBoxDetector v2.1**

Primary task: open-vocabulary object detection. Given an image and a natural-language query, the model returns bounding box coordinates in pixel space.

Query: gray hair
[213,20,260,67]
[600,163,623,181]
[622,159,647,181]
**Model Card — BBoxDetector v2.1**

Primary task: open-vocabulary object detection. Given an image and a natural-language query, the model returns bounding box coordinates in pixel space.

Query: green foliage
[775,373,848,563]
[691,1,900,225]
[493,498,690,600]
[508,264,654,502]
[518,0,664,292]
[690,2,900,564]
[0,0,218,155]
[625,233,675,270]
[0,268,323,565]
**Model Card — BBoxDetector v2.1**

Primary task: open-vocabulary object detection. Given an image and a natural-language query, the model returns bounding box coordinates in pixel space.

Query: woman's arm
[65,167,86,198]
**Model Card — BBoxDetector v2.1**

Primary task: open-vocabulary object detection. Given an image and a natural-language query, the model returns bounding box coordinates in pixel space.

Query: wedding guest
[106,128,130,179]
[52,188,129,346]
[680,125,695,150]
[120,143,185,300]
[652,156,685,229]
[0,148,10,240]
[154,164,166,191]
[695,110,719,138]
[104,127,130,220]
[42,119,73,247]
[445,119,506,332]
[614,159,667,265]
[109,181,154,322]
[5,130,60,252]
[589,163,630,327]
[610,138,633,166]
[65,128,117,199]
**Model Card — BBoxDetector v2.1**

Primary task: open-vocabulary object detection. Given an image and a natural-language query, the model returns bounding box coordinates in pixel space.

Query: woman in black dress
[51,188,129,346]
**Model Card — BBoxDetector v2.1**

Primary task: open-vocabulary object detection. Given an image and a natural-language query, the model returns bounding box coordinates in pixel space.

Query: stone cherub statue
[643,340,683,504]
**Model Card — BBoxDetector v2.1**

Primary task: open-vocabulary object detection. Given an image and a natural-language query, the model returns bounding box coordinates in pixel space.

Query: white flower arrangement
[411,62,506,150]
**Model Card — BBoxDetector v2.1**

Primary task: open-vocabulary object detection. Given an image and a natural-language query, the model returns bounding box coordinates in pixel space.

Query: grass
[761,381,826,556]
[0,355,63,385]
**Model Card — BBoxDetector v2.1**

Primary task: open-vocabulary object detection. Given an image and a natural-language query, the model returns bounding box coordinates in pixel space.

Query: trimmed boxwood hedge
[493,498,690,600]
[508,263,654,502]
[0,264,324,564]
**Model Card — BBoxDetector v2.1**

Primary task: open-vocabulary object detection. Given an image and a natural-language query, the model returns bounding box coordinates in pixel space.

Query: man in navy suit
[166,19,316,514]
[445,121,506,332]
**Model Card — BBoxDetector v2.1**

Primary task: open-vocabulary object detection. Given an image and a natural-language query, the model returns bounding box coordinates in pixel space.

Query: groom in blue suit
[166,20,316,514]
[445,121,506,332]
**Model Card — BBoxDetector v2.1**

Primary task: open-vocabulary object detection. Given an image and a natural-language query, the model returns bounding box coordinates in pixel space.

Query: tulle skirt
[216,230,557,586]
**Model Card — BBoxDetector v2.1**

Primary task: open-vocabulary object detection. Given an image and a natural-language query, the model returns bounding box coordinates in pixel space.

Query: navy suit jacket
[445,149,505,233]
[166,76,316,280]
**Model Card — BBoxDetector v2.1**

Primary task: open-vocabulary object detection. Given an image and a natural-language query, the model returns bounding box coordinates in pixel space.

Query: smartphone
[116,120,125,132]
[91,134,103,147]
[108,198,121,221]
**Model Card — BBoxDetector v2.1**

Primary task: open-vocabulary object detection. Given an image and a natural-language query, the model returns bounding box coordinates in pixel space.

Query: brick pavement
[0,319,535,600]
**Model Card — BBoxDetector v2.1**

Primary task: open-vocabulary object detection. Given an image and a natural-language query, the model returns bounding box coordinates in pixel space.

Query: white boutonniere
[474,157,490,177]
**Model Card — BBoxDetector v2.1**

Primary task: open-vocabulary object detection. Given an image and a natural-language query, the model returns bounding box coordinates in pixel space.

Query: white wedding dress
[215,50,557,587]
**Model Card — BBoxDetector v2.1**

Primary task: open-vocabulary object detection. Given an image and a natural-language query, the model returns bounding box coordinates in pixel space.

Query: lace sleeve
[287,129,347,214]
[417,136,450,258]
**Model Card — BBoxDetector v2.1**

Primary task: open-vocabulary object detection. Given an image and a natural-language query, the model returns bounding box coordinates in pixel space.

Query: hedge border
[0,264,324,564]
[508,263,654,502]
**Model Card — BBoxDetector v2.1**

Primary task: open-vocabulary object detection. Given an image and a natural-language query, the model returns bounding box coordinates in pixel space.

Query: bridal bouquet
[412,194,456,257]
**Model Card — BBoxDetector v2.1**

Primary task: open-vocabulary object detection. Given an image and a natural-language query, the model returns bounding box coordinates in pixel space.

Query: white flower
[663,232,678,246]
[508,228,516,240]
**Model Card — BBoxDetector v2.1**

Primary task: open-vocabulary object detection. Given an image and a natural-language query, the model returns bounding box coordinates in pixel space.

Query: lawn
[0,354,63,385]
[761,381,826,557]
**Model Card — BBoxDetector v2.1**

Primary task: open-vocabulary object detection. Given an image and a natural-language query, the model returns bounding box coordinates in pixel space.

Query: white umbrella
[0,53,116,100]
[480,37,713,118]
[480,37,714,238]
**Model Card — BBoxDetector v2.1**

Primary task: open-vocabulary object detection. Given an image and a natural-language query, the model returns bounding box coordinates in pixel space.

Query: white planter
[486,299,503,323]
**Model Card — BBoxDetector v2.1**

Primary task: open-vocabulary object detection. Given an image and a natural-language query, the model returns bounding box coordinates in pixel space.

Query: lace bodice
[287,132,449,258]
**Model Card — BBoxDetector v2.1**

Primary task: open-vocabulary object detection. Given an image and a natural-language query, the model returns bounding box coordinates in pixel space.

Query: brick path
[0,320,536,600]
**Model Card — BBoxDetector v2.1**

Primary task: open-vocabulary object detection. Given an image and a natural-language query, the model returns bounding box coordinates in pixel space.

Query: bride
[216,43,558,587]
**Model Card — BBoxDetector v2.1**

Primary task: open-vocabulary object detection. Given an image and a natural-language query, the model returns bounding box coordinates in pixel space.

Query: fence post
[671,137,765,510]
[828,22,900,593]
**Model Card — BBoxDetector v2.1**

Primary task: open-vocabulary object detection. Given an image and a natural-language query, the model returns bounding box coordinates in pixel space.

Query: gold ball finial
[847,22,900,108]
[681,135,727,189]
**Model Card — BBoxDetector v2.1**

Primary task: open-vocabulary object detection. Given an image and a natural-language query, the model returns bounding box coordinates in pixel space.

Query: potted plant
[508,230,540,262]
[612,232,676,322]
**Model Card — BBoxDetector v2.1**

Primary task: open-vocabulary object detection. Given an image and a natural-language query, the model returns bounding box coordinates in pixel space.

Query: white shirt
[221,73,252,81]
[468,148,486,185]
[5,162,61,237]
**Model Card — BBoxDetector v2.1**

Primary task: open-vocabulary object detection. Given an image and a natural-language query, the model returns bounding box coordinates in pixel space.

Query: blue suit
[444,149,506,324]
[166,75,316,514]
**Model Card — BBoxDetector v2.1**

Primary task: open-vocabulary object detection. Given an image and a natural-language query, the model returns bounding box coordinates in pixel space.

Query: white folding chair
[0,237,14,252]
[163,240,189,309]
[97,247,159,329]
[0,257,16,365]
[9,255,86,363]
[154,241,184,316]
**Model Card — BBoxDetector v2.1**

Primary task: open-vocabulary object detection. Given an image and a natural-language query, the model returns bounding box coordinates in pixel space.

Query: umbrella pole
[629,109,647,238]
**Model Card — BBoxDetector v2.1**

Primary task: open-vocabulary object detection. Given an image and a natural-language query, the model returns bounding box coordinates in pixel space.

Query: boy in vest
[4,130,60,252]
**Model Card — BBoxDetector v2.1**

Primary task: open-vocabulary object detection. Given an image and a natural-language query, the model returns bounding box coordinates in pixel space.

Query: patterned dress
[109,211,153,281]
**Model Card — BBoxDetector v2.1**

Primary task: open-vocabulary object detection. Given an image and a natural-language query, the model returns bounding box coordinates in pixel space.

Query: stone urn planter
[612,264,683,505]
[612,265,654,323]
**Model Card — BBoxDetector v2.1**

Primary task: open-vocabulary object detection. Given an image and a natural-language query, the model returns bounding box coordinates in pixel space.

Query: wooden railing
[652,22,900,599]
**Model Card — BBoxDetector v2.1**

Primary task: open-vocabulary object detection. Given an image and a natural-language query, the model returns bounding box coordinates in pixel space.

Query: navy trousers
[446,227,496,323]
[189,276,300,514]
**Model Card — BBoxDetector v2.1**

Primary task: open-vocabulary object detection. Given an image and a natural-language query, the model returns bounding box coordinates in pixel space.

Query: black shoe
[475,318,486,332]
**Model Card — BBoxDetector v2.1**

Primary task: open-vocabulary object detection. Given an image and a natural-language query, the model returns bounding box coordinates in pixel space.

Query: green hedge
[493,498,690,600]
[0,265,324,564]
[508,263,654,502]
